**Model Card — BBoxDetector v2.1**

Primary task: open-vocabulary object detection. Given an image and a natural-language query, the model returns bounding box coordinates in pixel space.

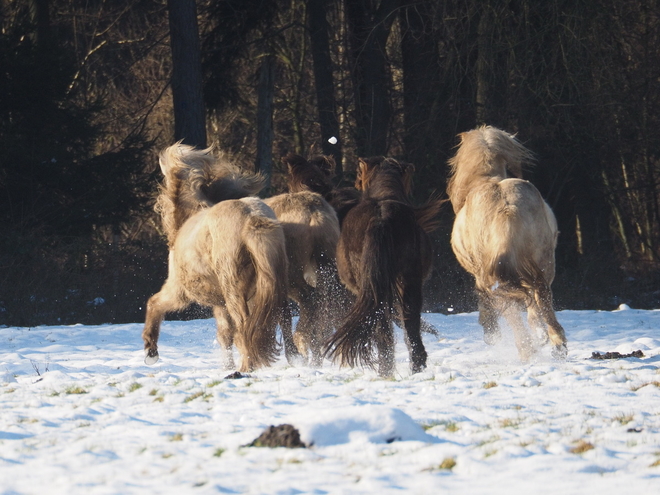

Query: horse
[142,143,289,372]
[283,152,442,338]
[283,153,361,227]
[324,156,443,377]
[447,125,568,361]
[264,190,341,366]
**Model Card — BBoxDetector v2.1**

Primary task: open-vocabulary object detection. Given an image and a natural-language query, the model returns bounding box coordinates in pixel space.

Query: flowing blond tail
[238,215,289,370]
[155,143,216,246]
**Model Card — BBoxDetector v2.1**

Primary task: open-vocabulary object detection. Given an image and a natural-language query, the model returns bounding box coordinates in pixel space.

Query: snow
[2,309,660,494]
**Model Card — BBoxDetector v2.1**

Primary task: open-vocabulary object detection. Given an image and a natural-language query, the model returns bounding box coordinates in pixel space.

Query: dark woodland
[1,0,659,327]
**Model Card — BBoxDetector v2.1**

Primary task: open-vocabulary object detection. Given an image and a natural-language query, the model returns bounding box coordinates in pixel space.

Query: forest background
[1,0,659,327]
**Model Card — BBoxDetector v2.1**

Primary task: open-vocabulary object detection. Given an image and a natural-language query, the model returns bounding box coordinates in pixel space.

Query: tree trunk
[475,6,492,125]
[345,0,398,157]
[167,0,207,148]
[256,54,275,191]
[308,0,343,176]
[400,2,441,175]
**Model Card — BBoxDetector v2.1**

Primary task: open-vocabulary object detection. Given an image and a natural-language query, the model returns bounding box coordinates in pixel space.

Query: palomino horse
[447,126,568,361]
[264,190,341,366]
[142,144,289,372]
[283,153,361,227]
[324,157,442,377]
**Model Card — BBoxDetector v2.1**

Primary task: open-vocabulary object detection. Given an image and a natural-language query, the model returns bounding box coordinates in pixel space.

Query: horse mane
[356,156,444,232]
[446,125,535,213]
[156,142,265,246]
[357,156,412,202]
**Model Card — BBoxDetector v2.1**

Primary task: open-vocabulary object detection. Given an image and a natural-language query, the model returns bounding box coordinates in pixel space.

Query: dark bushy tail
[414,194,446,234]
[325,220,394,369]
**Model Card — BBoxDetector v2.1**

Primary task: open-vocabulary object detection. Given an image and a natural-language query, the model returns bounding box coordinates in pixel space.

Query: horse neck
[448,155,511,212]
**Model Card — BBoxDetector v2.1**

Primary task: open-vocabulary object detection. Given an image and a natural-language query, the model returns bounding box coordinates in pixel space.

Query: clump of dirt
[590,350,644,360]
[224,371,248,379]
[248,424,307,448]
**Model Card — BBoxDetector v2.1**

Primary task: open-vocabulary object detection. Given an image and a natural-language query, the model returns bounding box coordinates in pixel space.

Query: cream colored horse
[142,144,289,372]
[265,191,341,366]
[447,126,567,361]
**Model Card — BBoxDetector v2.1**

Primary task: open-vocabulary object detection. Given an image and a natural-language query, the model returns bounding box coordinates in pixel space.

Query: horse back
[338,199,430,294]
[451,178,558,291]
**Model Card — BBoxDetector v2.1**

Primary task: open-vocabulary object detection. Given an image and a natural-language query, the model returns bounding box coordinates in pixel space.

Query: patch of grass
[183,391,211,403]
[18,418,38,424]
[650,459,660,468]
[153,396,164,403]
[128,383,142,393]
[477,435,500,447]
[499,417,522,428]
[213,448,225,458]
[170,433,184,442]
[438,457,456,470]
[483,381,498,389]
[65,386,88,395]
[162,453,173,459]
[148,388,158,396]
[50,391,60,397]
[421,420,459,432]
[614,412,634,425]
[631,381,660,392]
[570,440,595,454]
[444,422,460,433]
[208,380,222,388]
[115,392,125,398]
[4,388,16,394]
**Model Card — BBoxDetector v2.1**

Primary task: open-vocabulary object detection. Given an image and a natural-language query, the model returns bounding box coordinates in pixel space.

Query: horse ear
[355,158,368,190]
[401,161,415,195]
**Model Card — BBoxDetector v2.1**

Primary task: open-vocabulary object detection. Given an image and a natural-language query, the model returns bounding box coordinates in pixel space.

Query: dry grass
[570,440,594,454]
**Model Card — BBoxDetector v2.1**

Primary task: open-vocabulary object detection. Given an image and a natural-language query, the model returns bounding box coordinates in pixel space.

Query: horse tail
[156,143,217,246]
[307,201,341,287]
[490,252,547,305]
[325,218,394,369]
[414,193,446,234]
[238,214,289,370]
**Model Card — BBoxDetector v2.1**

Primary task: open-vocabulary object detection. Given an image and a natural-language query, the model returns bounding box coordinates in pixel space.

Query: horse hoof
[286,351,306,368]
[411,363,427,375]
[552,343,568,361]
[144,349,159,365]
[483,330,501,346]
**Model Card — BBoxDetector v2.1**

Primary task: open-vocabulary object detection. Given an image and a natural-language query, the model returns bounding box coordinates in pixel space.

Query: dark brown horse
[142,144,289,372]
[447,126,567,361]
[324,157,442,377]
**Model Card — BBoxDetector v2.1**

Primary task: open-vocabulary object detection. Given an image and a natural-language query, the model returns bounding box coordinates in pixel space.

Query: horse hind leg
[533,283,568,360]
[477,290,501,345]
[375,314,396,378]
[213,305,236,370]
[142,283,187,365]
[502,301,536,363]
[527,299,549,346]
[279,301,303,367]
[397,279,427,374]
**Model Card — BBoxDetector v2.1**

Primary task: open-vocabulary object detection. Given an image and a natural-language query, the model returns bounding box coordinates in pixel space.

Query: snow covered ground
[1,307,659,494]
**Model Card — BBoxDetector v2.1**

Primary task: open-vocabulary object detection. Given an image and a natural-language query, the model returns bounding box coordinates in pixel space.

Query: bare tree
[308,0,343,175]
[167,0,206,148]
